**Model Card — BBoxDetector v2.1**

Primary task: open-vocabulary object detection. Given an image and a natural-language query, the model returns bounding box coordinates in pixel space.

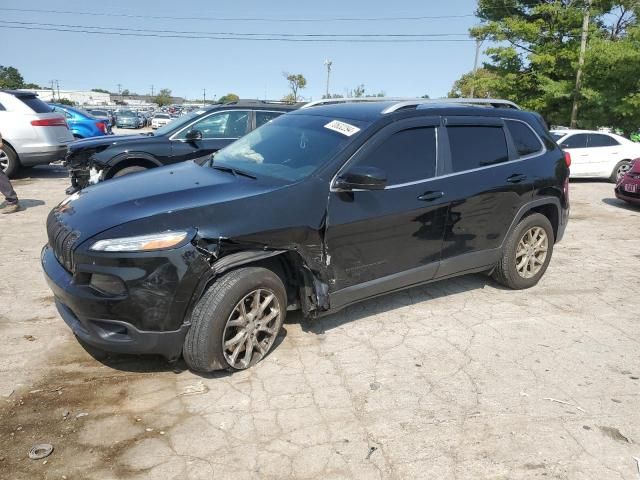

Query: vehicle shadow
[14,164,67,180]
[602,197,640,212]
[300,273,497,335]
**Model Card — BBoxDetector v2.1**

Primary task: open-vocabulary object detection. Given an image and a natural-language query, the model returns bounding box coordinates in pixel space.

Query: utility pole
[50,80,56,101]
[56,80,60,102]
[117,84,122,95]
[324,59,333,98]
[150,85,154,97]
[470,38,483,98]
[570,0,591,128]
[203,88,206,105]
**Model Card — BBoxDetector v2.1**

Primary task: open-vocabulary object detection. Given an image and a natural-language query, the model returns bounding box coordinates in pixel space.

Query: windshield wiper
[211,164,257,179]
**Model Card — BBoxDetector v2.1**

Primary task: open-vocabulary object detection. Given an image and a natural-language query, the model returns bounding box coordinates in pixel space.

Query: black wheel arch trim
[502,197,563,248]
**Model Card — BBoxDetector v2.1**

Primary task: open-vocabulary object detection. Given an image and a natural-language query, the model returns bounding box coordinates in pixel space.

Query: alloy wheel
[222,288,281,369]
[515,226,548,279]
[616,162,631,181]
[0,149,8,173]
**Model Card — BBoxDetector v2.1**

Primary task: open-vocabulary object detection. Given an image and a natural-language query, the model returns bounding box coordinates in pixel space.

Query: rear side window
[560,134,588,149]
[588,134,619,147]
[0,102,5,111]
[18,96,52,113]
[448,126,509,172]
[505,120,543,156]
[360,127,436,185]
[256,111,283,128]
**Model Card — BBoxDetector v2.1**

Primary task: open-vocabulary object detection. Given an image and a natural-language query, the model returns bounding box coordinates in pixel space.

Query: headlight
[90,231,189,252]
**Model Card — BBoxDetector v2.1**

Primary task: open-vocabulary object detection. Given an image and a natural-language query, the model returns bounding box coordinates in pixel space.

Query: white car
[151,113,172,129]
[0,90,74,177]
[551,129,640,182]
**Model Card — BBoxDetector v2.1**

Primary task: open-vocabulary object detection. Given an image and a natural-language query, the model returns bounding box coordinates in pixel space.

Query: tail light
[563,151,572,168]
[95,121,107,134]
[31,118,68,128]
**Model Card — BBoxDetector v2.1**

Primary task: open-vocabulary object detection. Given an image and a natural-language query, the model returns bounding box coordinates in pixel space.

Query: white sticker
[324,120,361,137]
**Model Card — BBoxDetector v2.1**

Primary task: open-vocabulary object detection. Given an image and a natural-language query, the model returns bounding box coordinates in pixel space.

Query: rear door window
[358,127,436,185]
[588,134,619,147]
[18,96,52,113]
[448,126,509,172]
[560,134,588,149]
[177,110,250,139]
[256,111,284,128]
[505,120,543,156]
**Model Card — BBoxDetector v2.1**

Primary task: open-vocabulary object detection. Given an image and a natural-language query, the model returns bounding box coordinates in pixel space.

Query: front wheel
[492,213,554,290]
[112,165,148,178]
[610,160,632,183]
[183,267,286,373]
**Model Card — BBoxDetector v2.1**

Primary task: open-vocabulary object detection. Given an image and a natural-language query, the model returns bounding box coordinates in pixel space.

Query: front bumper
[41,244,207,359]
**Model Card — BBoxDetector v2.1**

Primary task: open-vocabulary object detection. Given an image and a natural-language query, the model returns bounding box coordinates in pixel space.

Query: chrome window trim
[330,118,547,192]
[169,109,251,141]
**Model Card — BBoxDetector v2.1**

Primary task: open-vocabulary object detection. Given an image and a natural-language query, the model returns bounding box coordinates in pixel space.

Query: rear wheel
[492,213,554,290]
[0,143,20,178]
[610,160,632,183]
[112,165,148,178]
[183,267,286,373]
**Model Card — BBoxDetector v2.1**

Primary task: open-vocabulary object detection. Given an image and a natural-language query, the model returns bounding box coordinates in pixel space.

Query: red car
[615,158,640,206]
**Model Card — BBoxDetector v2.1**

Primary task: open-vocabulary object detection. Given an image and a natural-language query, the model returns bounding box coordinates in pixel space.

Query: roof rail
[301,97,413,109]
[381,98,521,114]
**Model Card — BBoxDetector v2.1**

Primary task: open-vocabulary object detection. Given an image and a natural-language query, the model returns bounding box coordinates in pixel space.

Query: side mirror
[185,129,203,141]
[334,166,387,191]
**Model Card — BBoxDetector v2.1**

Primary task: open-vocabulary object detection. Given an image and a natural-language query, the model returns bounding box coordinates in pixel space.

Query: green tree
[121,89,130,96]
[91,88,110,94]
[0,66,25,89]
[218,93,240,103]
[57,98,75,106]
[154,88,173,107]
[283,73,307,101]
[350,84,366,98]
[452,0,640,131]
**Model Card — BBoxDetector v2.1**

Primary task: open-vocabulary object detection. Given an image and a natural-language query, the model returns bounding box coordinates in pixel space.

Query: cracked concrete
[1,168,639,479]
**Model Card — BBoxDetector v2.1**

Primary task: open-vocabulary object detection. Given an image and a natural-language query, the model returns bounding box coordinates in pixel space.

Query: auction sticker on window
[324,120,361,137]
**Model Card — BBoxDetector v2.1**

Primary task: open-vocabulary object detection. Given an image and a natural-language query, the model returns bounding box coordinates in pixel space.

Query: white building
[19,89,111,105]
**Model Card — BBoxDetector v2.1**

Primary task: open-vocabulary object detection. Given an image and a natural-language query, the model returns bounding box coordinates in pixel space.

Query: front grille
[46,212,80,272]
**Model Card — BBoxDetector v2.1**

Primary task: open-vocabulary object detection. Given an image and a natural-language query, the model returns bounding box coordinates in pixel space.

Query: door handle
[507,174,527,184]
[417,191,444,202]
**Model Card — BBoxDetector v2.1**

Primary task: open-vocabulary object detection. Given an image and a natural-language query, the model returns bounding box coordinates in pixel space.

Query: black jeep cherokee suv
[64,100,301,193]
[42,99,569,372]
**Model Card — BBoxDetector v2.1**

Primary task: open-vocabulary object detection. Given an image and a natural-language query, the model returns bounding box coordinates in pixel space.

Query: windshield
[154,113,170,119]
[154,110,204,136]
[211,114,370,182]
[550,132,565,142]
[118,111,135,117]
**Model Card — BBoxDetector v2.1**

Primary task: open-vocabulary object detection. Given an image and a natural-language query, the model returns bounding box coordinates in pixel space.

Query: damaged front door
[324,117,449,307]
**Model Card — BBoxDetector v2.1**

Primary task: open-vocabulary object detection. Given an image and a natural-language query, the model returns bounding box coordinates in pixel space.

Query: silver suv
[0,90,74,177]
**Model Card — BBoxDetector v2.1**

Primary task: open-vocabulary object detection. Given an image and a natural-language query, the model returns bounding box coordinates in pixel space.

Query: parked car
[88,109,113,128]
[550,129,640,182]
[42,98,569,372]
[614,158,640,206]
[151,113,171,129]
[50,104,112,139]
[64,101,301,193]
[0,90,74,177]
[115,110,143,129]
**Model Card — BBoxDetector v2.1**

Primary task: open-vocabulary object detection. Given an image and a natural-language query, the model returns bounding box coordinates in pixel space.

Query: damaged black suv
[42,99,569,372]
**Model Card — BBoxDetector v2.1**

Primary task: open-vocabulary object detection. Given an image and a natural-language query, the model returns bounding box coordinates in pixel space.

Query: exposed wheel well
[106,158,158,178]
[528,204,559,241]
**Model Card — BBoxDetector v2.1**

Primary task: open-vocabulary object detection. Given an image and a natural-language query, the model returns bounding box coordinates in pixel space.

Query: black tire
[112,165,148,178]
[0,143,20,178]
[492,213,554,290]
[610,160,632,183]
[183,267,287,373]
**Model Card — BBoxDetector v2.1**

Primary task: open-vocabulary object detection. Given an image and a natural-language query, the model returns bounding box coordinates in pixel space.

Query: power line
[0,20,472,38]
[0,24,476,42]
[0,7,475,22]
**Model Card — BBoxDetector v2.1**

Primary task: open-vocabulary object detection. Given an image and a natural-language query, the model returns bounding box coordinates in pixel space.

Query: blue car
[49,104,112,139]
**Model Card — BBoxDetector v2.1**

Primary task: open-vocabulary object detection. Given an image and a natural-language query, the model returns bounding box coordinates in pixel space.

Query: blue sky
[0,0,483,100]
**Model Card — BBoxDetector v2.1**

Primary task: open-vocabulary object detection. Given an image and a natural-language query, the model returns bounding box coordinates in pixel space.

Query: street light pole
[203,88,206,106]
[470,38,483,98]
[324,59,332,98]
[570,0,592,128]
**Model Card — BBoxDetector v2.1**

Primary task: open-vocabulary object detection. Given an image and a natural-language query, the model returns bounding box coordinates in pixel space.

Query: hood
[68,133,155,153]
[51,161,281,242]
